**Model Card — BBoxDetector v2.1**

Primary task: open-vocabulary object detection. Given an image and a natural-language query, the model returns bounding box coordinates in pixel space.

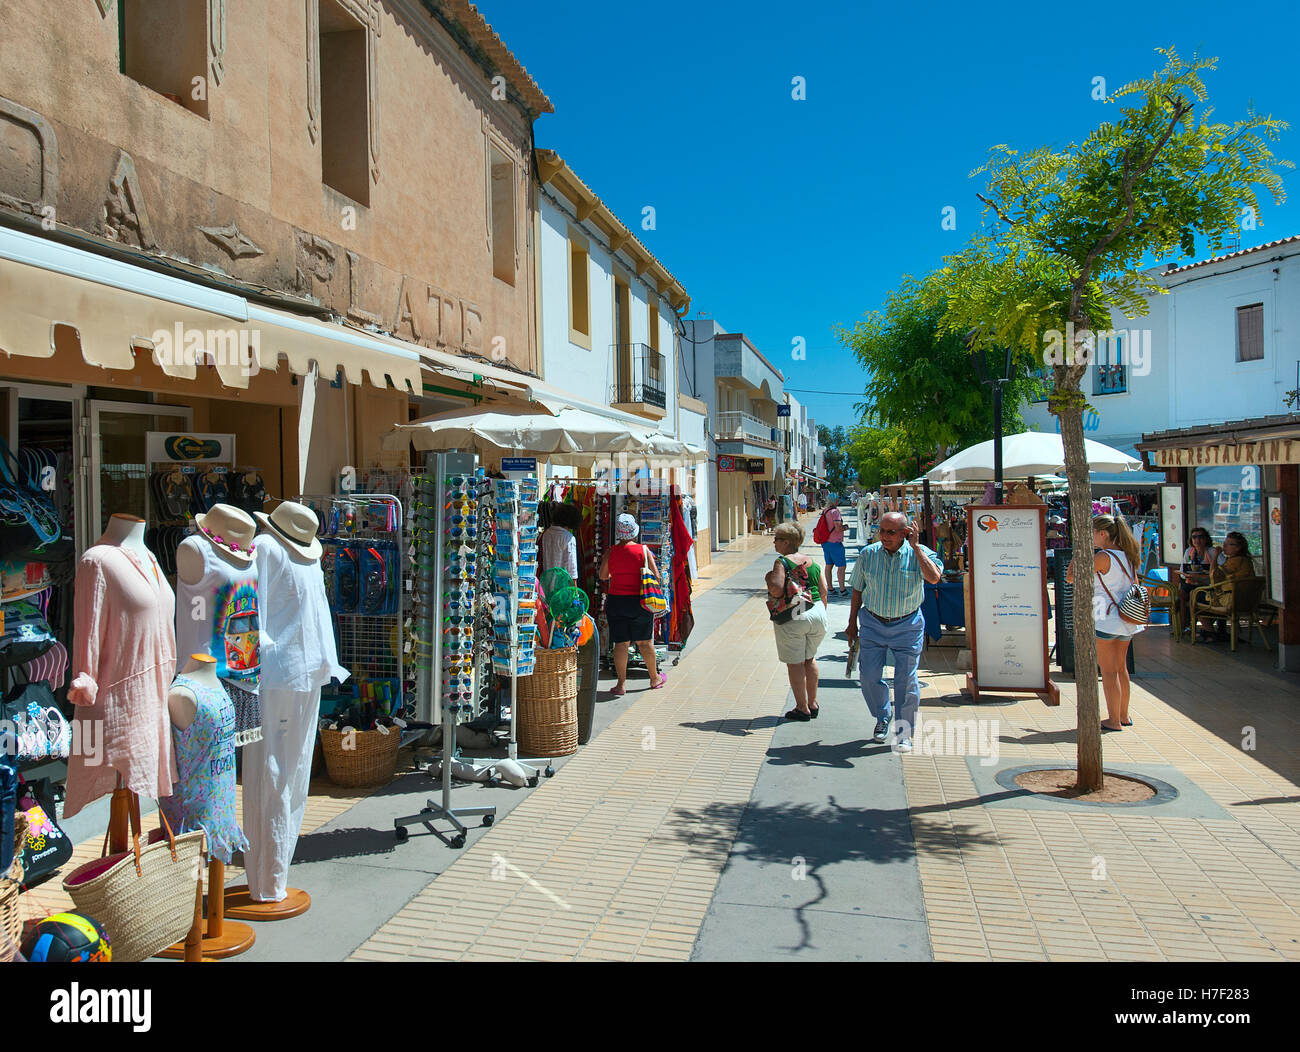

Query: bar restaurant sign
[1151,438,1300,468]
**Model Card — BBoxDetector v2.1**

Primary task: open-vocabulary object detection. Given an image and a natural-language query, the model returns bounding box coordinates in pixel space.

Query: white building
[1021,234,1300,546]
[533,150,710,556]
[679,319,786,547]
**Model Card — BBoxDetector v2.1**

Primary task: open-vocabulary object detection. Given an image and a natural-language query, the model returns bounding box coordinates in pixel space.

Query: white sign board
[1266,494,1285,607]
[1160,483,1185,567]
[968,505,1049,692]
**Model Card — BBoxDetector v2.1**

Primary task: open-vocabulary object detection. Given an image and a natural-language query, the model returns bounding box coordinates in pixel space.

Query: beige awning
[0,229,421,392]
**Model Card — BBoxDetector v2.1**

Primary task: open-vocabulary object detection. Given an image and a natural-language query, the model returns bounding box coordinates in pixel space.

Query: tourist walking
[598,513,666,695]
[1068,513,1144,730]
[765,521,828,721]
[814,502,849,596]
[845,511,942,751]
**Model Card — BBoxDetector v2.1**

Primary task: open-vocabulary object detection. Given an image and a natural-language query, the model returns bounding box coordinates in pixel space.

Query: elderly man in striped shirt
[845,512,943,752]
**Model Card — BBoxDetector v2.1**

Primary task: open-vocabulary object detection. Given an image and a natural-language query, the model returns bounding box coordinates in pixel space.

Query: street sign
[777,404,791,417]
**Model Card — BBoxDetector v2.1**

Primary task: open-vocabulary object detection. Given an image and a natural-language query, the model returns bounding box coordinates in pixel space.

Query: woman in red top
[598,513,666,696]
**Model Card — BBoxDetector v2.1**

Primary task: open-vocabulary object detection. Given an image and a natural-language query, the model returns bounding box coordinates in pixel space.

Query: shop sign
[777,404,791,417]
[717,455,736,472]
[145,432,235,464]
[1151,438,1299,468]
[501,457,537,472]
[747,458,766,474]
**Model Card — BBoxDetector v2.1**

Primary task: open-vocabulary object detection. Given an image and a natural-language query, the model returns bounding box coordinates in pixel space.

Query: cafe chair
[1188,576,1272,652]
[1141,574,1179,639]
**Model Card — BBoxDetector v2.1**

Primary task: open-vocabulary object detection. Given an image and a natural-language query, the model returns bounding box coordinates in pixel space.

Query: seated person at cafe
[1179,526,1221,635]
[1195,531,1255,643]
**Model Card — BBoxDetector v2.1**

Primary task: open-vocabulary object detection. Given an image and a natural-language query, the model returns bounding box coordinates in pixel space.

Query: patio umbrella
[382,404,670,457]
[926,432,1141,483]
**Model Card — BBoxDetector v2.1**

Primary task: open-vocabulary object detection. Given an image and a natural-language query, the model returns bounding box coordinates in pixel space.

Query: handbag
[15,790,73,886]
[767,557,813,625]
[2,680,72,763]
[0,599,56,668]
[1097,551,1151,626]
[639,547,667,617]
[63,799,204,962]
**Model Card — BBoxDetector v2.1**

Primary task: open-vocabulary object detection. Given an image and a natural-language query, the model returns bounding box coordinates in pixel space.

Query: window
[489,144,516,285]
[1095,334,1126,394]
[647,300,662,381]
[1236,303,1264,362]
[568,236,590,346]
[120,0,210,118]
[318,0,370,206]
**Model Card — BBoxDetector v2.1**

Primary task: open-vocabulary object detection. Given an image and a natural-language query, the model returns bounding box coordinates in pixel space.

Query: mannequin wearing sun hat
[225,501,348,916]
[175,504,263,748]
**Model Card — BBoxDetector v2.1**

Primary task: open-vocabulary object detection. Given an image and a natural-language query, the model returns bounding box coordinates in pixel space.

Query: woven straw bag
[62,802,203,962]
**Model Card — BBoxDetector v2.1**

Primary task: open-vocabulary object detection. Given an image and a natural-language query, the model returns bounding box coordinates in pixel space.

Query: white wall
[1021,244,1299,446]
[538,191,680,440]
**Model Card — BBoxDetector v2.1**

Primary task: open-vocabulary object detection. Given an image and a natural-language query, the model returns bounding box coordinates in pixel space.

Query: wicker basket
[320,725,403,787]
[1,862,22,963]
[517,646,579,757]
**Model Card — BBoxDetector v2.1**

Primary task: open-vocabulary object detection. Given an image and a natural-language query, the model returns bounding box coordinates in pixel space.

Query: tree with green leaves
[817,424,855,493]
[838,275,1040,459]
[843,422,917,491]
[933,48,1289,790]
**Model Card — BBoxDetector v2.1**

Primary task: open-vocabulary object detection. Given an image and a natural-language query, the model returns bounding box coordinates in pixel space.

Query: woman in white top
[1069,513,1144,732]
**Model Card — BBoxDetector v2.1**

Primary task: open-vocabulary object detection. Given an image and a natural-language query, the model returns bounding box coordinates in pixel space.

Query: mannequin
[174,503,262,748]
[226,501,346,920]
[65,512,177,830]
[157,652,256,959]
[102,513,152,558]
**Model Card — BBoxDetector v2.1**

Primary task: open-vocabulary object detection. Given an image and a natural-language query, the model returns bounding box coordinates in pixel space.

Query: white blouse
[255,538,349,692]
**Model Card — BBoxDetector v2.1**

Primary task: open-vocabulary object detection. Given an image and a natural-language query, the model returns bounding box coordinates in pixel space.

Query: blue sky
[482,0,1299,431]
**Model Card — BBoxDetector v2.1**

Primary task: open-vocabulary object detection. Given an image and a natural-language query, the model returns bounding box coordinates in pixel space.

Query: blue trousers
[858,608,924,739]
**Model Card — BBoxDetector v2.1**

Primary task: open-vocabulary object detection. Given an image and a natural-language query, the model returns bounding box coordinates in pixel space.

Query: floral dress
[160,675,249,864]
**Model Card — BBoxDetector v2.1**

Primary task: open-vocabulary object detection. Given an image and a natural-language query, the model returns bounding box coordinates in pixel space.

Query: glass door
[87,400,192,540]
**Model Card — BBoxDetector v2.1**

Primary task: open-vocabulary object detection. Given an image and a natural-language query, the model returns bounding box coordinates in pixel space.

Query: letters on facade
[1151,439,1298,468]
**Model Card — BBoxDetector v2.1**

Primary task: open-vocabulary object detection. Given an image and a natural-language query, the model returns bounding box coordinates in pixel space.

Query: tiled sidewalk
[903,629,1300,961]
[350,549,794,961]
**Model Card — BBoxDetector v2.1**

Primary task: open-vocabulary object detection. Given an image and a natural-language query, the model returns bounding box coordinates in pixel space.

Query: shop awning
[382,403,706,463]
[0,225,422,392]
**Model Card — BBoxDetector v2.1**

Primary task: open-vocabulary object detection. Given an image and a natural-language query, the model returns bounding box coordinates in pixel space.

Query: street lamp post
[973,346,1014,505]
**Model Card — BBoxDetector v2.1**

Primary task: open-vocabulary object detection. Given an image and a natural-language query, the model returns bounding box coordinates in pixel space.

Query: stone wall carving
[294,230,339,293]
[103,151,156,249]
[305,0,320,143]
[199,221,263,259]
[0,95,58,216]
[209,0,228,86]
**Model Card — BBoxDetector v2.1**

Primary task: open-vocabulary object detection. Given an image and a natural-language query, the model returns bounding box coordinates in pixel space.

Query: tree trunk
[1058,373,1104,792]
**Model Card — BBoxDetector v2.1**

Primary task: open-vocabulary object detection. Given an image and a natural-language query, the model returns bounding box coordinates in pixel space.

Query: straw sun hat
[193,504,257,564]
[254,501,323,561]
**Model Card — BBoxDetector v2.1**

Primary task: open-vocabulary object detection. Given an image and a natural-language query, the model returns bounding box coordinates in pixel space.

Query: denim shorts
[1096,629,1122,640]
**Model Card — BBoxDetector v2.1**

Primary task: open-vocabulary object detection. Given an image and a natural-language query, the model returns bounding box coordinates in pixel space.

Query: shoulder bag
[1096,550,1151,626]
[639,546,668,617]
[767,557,813,624]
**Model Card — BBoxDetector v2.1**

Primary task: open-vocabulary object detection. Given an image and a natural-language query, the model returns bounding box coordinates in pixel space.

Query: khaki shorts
[773,604,828,665]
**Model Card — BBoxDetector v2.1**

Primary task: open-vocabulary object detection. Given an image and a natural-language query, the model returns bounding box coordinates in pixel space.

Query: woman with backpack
[812,503,847,596]
[1067,513,1145,732]
[765,521,829,722]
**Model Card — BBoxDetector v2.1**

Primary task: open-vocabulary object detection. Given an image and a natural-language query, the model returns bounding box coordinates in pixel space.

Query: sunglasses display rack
[301,492,406,720]
[395,455,497,847]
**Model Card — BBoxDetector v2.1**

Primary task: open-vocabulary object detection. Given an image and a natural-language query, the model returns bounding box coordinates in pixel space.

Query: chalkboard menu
[965,505,1059,706]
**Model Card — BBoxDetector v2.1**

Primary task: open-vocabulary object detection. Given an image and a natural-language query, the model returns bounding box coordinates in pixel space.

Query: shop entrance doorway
[87,400,191,540]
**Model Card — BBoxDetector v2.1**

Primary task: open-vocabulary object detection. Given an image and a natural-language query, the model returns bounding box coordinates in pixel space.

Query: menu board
[1265,494,1285,607]
[1160,484,1185,567]
[967,505,1052,696]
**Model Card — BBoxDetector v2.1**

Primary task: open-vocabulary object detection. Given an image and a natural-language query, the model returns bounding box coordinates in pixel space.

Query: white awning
[0,225,421,392]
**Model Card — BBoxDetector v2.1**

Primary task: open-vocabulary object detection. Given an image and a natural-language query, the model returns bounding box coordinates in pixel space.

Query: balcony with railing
[715,410,779,450]
[609,342,666,417]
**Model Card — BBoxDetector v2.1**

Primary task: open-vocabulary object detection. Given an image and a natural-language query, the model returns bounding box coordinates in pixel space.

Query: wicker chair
[1188,576,1272,651]
[1141,575,1179,638]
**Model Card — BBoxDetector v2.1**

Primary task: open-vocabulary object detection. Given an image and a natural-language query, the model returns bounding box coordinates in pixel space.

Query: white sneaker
[895,738,913,753]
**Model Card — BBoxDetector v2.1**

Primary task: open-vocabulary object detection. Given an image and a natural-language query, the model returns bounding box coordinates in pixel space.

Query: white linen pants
[241,686,319,902]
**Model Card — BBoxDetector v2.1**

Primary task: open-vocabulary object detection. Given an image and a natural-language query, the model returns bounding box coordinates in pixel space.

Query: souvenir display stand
[300,493,405,720]
[394,456,499,847]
